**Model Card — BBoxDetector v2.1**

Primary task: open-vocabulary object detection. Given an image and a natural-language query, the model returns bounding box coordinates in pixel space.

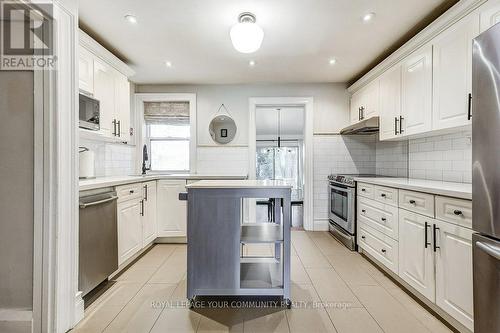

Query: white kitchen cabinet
[379,64,402,140]
[117,197,143,265]
[157,180,187,237]
[114,74,131,141]
[362,79,380,119]
[432,13,478,131]
[479,0,500,32]
[142,181,157,246]
[401,45,433,136]
[350,91,362,124]
[434,219,474,331]
[78,46,94,94]
[398,209,436,302]
[93,58,116,137]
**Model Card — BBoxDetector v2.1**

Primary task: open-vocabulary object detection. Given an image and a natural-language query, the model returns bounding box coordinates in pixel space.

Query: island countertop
[185,179,293,189]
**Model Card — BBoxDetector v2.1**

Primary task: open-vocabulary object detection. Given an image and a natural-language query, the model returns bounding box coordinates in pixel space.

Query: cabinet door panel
[142,181,157,246]
[363,79,379,119]
[93,59,116,137]
[479,0,500,33]
[432,13,478,130]
[401,45,433,136]
[117,199,142,265]
[78,46,94,94]
[157,180,187,237]
[350,91,361,124]
[435,220,474,331]
[379,64,401,140]
[398,209,435,301]
[114,74,130,141]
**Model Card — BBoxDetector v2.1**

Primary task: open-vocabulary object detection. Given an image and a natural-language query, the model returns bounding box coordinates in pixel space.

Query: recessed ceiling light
[329,58,337,65]
[124,14,137,24]
[165,61,172,68]
[362,12,376,23]
[249,60,256,66]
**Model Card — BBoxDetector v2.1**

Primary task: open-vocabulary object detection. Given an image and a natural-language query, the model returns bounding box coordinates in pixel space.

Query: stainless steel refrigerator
[472,23,500,333]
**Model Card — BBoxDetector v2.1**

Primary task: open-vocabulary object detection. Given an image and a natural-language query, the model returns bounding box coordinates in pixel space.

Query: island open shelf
[184,180,292,307]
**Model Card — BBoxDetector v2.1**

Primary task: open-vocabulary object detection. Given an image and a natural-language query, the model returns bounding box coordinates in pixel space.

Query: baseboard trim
[313,218,329,231]
[74,291,84,325]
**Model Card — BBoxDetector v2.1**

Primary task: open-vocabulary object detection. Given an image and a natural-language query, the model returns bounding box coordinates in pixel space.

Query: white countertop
[354,177,472,200]
[185,179,293,189]
[79,174,248,191]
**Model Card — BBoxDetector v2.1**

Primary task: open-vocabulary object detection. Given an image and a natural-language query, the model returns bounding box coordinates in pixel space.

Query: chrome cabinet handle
[140,199,144,216]
[399,116,404,133]
[395,117,399,135]
[476,241,500,260]
[112,119,117,136]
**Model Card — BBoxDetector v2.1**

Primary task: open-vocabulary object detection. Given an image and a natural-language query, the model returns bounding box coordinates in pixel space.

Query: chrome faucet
[141,144,150,175]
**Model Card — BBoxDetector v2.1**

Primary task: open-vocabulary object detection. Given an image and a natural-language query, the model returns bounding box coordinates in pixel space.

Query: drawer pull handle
[409,199,416,204]
[129,190,135,194]
[381,217,387,222]
[453,210,463,216]
[361,209,366,213]
[381,248,386,253]
[380,193,386,197]
[361,235,366,239]
[361,188,366,192]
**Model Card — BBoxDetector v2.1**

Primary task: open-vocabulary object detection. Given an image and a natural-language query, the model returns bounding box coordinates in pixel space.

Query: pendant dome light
[230,12,264,53]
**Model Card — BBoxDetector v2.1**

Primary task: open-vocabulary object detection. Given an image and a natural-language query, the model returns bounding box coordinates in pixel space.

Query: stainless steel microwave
[79,93,100,131]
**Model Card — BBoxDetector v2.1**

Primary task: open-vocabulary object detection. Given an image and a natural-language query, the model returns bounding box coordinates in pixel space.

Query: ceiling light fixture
[165,61,172,68]
[124,14,137,24]
[329,58,337,65]
[249,60,256,66]
[362,12,376,23]
[230,12,264,53]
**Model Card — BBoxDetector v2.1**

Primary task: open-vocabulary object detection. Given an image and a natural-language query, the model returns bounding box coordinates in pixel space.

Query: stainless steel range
[327,174,380,250]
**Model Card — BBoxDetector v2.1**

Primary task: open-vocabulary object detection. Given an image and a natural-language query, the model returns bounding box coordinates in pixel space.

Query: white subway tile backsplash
[79,139,135,177]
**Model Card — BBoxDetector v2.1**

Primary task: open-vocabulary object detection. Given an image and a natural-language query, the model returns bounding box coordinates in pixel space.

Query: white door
[401,45,433,136]
[479,0,500,33]
[114,74,131,141]
[379,64,401,140]
[117,198,142,265]
[398,209,436,302]
[434,220,474,331]
[350,91,362,124]
[432,13,479,131]
[157,180,187,237]
[93,58,116,137]
[142,181,157,246]
[363,79,380,119]
[78,46,94,94]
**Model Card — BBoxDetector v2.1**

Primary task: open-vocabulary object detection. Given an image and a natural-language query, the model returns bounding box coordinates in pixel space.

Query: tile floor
[72,231,452,333]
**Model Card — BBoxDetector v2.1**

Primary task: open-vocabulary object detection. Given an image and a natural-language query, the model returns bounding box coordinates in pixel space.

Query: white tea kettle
[79,147,95,179]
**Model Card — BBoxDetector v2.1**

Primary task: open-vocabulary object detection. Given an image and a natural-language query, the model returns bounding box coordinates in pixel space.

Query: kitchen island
[184,180,292,307]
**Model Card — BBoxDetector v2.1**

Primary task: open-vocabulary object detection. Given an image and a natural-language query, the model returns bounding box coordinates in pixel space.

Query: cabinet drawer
[374,185,398,206]
[359,223,399,274]
[399,189,434,217]
[116,183,143,202]
[357,183,375,199]
[358,197,399,240]
[435,196,472,229]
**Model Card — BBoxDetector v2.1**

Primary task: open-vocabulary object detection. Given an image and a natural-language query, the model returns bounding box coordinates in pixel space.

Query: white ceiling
[256,107,304,137]
[79,0,451,84]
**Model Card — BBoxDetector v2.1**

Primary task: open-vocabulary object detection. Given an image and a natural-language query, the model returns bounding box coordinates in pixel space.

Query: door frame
[248,97,314,231]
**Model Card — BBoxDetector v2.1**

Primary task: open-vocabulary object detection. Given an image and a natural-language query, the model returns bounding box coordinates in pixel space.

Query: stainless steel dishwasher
[79,189,118,296]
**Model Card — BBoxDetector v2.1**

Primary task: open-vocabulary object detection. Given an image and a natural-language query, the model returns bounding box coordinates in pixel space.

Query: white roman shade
[143,101,190,124]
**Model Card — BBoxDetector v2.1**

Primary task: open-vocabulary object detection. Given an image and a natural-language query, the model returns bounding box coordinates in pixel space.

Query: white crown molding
[348,0,487,94]
[79,29,135,77]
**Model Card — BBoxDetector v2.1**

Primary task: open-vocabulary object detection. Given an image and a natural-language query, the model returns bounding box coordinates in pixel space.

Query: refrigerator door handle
[476,241,500,260]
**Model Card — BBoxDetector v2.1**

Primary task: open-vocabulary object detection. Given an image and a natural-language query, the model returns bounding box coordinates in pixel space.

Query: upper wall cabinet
[479,0,500,32]
[79,30,134,143]
[379,64,401,141]
[432,13,479,131]
[349,79,379,124]
[401,45,433,136]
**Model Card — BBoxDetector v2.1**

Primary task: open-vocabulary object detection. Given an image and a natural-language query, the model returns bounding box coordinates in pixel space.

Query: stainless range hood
[340,116,379,135]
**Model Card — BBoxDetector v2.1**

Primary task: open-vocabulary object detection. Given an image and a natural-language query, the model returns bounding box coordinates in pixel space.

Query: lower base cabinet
[142,181,157,246]
[117,198,143,265]
[157,180,187,237]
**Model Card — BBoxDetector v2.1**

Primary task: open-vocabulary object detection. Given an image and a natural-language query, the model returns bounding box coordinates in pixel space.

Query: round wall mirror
[209,115,237,144]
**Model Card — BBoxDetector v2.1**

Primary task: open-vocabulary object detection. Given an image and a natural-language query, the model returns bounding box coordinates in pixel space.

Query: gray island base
[184,180,292,308]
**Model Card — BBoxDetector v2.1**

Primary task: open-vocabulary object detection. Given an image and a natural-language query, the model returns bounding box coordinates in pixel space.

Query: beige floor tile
[150,308,201,333]
[307,232,347,256]
[285,308,336,333]
[85,282,143,311]
[352,285,431,333]
[103,283,176,333]
[167,275,188,301]
[291,232,331,268]
[0,321,32,333]
[387,288,453,333]
[149,246,187,283]
[360,261,400,290]
[73,304,123,332]
[132,244,177,267]
[327,307,383,333]
[325,255,378,287]
[291,243,298,257]
[306,268,362,308]
[243,308,289,333]
[196,308,245,332]
[114,265,158,284]
[291,256,311,284]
